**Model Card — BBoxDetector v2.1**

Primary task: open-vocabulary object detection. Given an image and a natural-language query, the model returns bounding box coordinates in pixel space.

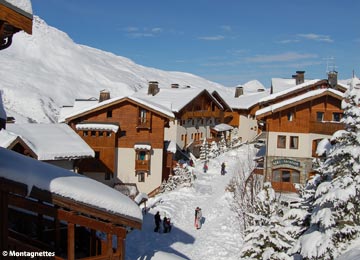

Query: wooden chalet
[0,0,32,50]
[60,91,174,194]
[256,78,345,192]
[132,82,227,159]
[0,148,142,260]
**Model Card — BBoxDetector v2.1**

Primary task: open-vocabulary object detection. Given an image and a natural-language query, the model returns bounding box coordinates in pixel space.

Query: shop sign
[272,158,300,168]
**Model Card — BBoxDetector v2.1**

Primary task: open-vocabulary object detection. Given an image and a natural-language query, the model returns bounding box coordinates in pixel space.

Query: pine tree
[219,133,227,153]
[199,138,209,161]
[293,78,360,259]
[159,163,194,193]
[208,141,220,158]
[240,182,294,260]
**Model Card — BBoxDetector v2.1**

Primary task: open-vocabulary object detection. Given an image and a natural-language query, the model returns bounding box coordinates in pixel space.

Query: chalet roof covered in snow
[59,95,174,123]
[0,147,143,222]
[219,89,270,110]
[5,123,94,160]
[213,123,233,132]
[259,79,322,104]
[132,87,223,113]
[3,0,33,16]
[256,88,344,117]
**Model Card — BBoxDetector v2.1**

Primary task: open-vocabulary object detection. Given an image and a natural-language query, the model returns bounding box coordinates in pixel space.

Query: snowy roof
[234,80,266,94]
[132,88,223,113]
[134,144,151,150]
[59,96,174,123]
[220,89,270,110]
[260,79,322,104]
[76,123,119,133]
[0,147,142,222]
[0,91,6,120]
[3,0,33,16]
[213,123,233,132]
[0,129,18,147]
[256,88,344,117]
[5,123,94,160]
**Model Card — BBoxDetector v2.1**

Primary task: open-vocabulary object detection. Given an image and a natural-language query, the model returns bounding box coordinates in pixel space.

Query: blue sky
[30,0,360,87]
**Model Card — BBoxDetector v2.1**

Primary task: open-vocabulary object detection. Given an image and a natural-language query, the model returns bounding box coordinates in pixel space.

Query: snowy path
[125,145,254,260]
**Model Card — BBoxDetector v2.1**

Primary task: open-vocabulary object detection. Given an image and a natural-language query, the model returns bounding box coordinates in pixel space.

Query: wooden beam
[0,177,28,195]
[0,191,8,252]
[67,222,75,260]
[0,4,32,34]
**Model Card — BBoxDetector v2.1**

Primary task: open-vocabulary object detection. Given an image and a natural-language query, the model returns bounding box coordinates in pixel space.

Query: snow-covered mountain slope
[0,16,226,123]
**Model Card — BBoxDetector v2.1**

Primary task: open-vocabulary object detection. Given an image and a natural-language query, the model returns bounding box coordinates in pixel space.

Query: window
[290,136,299,149]
[99,131,104,137]
[272,170,282,182]
[138,172,145,182]
[292,172,300,183]
[91,131,96,137]
[287,112,294,121]
[332,112,342,122]
[83,131,88,137]
[181,134,184,141]
[316,112,324,122]
[272,169,300,184]
[140,109,147,123]
[106,131,112,137]
[277,135,286,148]
[282,171,291,182]
[107,110,112,118]
[137,151,147,161]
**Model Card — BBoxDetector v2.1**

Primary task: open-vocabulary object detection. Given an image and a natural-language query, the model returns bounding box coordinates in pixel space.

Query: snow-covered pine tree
[159,163,194,193]
[219,133,227,153]
[199,138,209,161]
[240,182,294,260]
[292,77,360,259]
[208,141,220,158]
[230,127,241,147]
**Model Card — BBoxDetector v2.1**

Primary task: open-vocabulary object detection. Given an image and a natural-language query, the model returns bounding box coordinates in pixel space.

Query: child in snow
[163,216,172,233]
[154,211,161,232]
[203,162,208,173]
[194,207,202,229]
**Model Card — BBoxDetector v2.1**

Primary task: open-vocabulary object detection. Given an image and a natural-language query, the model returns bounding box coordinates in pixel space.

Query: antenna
[325,56,337,74]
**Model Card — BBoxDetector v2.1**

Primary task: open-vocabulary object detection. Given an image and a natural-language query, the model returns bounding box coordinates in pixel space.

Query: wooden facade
[65,97,173,193]
[0,0,32,50]
[257,88,345,193]
[0,176,141,260]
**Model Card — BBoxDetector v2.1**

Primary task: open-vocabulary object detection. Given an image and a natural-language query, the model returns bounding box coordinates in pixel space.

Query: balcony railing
[137,118,151,129]
[309,121,344,135]
[182,110,221,119]
[135,160,150,171]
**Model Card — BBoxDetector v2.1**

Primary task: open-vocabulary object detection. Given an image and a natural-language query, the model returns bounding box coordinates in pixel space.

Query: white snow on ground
[126,145,254,260]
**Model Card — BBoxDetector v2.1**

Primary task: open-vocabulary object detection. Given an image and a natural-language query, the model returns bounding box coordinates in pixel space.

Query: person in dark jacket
[163,216,171,233]
[154,211,161,232]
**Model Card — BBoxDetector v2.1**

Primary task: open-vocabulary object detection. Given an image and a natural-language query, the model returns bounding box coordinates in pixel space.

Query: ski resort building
[255,71,346,192]
[60,90,174,194]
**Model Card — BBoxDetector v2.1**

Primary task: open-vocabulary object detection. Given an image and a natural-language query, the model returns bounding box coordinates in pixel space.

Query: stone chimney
[148,81,159,96]
[292,71,305,85]
[234,86,244,97]
[99,90,110,102]
[171,83,179,88]
[328,70,338,88]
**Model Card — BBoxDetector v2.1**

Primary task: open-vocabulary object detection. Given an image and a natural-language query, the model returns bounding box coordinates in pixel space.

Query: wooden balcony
[182,110,221,119]
[309,121,344,135]
[137,118,151,129]
[135,160,150,171]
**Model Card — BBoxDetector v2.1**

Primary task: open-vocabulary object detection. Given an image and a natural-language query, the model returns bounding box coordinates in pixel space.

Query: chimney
[171,83,179,88]
[328,70,338,88]
[293,71,305,85]
[234,86,244,97]
[148,81,159,96]
[99,90,110,102]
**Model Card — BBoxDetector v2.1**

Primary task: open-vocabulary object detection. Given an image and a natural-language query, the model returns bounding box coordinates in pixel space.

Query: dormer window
[287,112,294,121]
[107,110,112,118]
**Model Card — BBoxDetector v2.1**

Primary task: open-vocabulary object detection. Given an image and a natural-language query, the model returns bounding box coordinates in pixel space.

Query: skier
[154,211,161,232]
[194,207,202,229]
[221,162,226,175]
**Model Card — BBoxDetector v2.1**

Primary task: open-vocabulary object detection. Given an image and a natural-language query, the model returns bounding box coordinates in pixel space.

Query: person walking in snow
[154,211,161,232]
[163,216,171,233]
[221,162,226,175]
[203,162,208,173]
[194,207,202,229]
